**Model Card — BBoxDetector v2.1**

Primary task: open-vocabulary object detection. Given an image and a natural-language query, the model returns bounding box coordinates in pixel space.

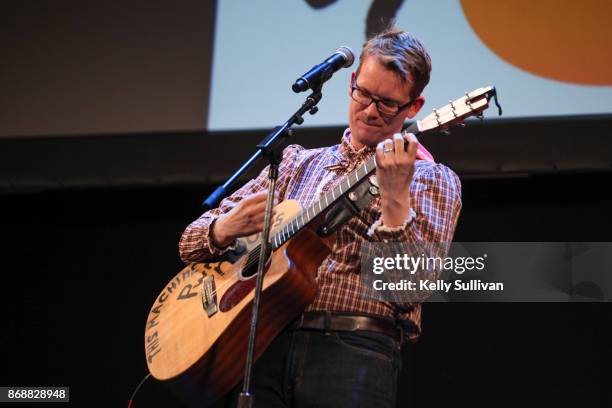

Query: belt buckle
[351,316,362,331]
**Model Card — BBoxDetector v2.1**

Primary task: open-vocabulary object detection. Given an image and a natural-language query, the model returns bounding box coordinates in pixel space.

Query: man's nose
[364,101,380,118]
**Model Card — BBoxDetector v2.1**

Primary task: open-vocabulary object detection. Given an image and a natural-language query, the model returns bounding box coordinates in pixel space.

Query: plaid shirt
[179,129,462,341]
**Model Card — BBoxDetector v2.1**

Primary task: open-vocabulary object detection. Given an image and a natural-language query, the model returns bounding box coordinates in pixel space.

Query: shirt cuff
[367,208,417,241]
[206,219,237,256]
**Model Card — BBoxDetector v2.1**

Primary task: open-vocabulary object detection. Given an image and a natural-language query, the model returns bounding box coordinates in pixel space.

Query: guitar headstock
[416,86,502,134]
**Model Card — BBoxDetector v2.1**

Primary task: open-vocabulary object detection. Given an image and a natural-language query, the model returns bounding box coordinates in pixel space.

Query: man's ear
[404,95,425,120]
[348,71,356,97]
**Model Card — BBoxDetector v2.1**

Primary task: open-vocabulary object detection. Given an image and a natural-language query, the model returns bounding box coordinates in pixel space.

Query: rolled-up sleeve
[178,144,304,263]
[368,163,462,245]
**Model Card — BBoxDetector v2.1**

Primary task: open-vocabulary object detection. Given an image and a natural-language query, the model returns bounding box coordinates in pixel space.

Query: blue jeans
[225,326,402,408]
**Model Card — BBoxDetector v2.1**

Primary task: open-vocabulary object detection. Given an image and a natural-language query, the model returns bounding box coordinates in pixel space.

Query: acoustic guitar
[144,87,500,406]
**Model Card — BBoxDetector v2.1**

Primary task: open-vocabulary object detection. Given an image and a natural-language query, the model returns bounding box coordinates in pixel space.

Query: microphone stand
[202,87,323,408]
[202,90,321,210]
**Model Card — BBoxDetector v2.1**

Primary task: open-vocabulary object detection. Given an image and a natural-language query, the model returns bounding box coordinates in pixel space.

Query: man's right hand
[211,191,276,248]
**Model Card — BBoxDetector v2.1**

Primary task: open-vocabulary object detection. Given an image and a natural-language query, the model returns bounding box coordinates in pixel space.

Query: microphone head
[336,46,355,68]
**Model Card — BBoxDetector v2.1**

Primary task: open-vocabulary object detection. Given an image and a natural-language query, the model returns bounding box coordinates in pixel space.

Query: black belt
[291,312,402,342]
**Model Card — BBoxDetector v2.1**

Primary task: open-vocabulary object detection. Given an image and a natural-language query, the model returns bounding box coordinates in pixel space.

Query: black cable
[128,372,152,408]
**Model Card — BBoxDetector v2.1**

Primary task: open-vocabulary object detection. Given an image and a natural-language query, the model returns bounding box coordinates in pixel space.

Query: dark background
[1,0,611,407]
[1,146,611,407]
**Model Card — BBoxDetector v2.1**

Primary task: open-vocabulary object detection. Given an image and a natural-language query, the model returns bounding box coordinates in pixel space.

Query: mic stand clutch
[228,88,322,408]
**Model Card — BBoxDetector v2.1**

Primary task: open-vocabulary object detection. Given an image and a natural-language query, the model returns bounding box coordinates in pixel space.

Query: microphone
[292,46,355,93]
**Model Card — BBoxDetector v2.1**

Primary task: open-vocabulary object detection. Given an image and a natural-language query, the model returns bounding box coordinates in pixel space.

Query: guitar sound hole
[239,248,272,279]
[219,256,272,312]
[241,260,259,279]
[240,256,272,279]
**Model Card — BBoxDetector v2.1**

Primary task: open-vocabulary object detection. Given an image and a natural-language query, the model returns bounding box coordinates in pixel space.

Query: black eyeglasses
[350,78,413,118]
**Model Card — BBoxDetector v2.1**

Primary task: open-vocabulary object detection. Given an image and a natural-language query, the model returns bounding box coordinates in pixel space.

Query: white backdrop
[209,0,612,131]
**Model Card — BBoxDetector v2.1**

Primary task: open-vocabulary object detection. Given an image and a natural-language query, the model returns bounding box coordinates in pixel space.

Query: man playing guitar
[179,28,462,407]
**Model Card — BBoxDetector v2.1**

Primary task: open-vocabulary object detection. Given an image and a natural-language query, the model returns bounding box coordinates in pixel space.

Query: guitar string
[199,210,308,297]
[200,162,370,296]
[198,245,267,297]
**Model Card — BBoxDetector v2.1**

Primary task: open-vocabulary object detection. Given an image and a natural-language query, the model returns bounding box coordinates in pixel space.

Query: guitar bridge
[201,275,218,317]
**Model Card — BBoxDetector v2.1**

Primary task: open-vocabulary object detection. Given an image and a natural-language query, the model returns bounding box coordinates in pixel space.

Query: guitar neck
[270,121,422,250]
[269,85,499,250]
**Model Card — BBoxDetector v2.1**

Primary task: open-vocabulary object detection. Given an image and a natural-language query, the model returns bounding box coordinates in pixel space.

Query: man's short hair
[357,28,432,100]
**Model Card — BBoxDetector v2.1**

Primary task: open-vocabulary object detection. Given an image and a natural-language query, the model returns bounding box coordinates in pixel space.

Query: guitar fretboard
[270,121,420,250]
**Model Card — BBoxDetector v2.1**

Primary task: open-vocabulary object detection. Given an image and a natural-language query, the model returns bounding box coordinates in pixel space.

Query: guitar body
[144,200,330,407]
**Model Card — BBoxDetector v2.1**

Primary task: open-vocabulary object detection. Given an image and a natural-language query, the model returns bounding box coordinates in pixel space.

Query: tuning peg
[465,91,473,108]
[432,108,442,126]
[449,100,458,117]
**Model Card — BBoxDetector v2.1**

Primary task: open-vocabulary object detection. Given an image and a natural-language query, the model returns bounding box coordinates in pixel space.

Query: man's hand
[375,132,418,227]
[212,191,277,248]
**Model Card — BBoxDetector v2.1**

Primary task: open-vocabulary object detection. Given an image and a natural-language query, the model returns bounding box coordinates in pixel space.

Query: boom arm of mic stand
[201,90,323,209]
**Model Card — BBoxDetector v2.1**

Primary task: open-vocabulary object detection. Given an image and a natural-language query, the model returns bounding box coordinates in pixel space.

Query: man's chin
[353,129,385,148]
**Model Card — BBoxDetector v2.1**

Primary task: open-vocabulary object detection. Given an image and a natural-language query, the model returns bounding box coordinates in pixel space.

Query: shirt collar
[326,128,376,172]
[339,128,376,162]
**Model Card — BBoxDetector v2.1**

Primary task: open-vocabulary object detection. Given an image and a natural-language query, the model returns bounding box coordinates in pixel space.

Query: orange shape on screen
[460,0,612,85]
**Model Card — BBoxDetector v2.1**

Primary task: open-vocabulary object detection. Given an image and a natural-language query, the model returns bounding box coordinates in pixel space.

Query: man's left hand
[375,132,418,227]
